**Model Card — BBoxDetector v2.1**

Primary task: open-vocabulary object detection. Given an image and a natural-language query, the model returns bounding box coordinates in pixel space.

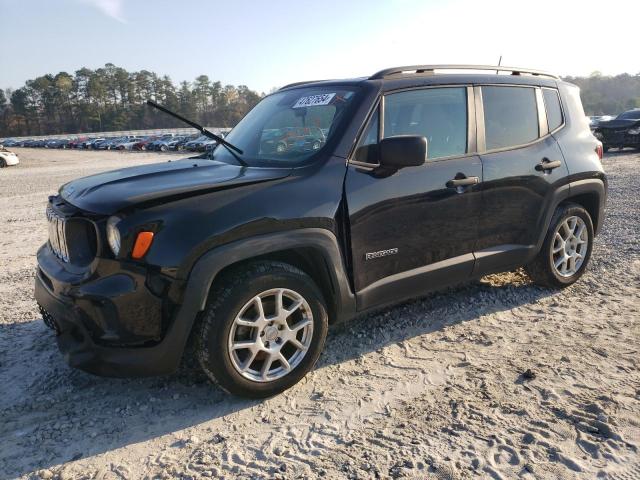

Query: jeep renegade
[35,65,607,398]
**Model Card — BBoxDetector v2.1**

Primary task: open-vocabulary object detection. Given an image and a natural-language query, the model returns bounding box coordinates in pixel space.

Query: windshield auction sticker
[293,93,336,109]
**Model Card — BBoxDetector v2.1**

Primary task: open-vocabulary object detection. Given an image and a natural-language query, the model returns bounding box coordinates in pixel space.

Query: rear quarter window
[482,86,539,150]
[543,89,563,131]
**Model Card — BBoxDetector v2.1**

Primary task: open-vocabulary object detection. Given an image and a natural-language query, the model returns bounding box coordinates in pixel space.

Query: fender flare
[185,228,355,317]
[534,177,606,254]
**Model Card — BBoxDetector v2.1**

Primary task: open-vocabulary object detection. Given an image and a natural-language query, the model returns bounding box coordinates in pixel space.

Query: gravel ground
[0,148,638,480]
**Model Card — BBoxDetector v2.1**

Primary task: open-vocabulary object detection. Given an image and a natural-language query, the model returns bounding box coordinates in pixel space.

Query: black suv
[35,65,607,398]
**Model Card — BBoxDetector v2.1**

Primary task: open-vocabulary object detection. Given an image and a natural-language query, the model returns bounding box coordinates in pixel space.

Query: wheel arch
[531,177,606,258]
[563,178,607,235]
[184,229,356,325]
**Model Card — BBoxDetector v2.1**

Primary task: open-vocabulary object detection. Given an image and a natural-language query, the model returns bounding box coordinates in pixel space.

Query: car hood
[596,118,640,129]
[59,158,292,215]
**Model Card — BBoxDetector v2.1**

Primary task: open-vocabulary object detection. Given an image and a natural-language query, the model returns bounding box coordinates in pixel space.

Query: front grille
[39,304,60,334]
[46,205,69,262]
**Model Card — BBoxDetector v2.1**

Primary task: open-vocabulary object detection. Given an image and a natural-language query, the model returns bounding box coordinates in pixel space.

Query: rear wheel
[525,203,594,288]
[197,261,328,398]
[0,158,6,168]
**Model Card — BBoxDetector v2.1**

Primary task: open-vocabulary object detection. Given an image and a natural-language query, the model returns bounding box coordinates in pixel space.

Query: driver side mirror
[379,135,427,168]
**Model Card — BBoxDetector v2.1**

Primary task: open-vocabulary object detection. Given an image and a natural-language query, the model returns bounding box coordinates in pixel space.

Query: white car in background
[0,146,19,168]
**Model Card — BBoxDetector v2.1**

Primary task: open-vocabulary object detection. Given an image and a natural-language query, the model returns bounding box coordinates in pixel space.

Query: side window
[383,87,467,159]
[482,86,539,150]
[543,88,563,132]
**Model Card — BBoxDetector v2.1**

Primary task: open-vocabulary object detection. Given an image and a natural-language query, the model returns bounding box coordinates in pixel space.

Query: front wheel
[0,158,6,168]
[197,261,328,398]
[525,203,594,288]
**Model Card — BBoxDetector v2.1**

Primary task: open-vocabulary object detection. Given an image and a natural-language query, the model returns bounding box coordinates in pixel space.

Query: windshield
[212,86,359,166]
[617,110,640,120]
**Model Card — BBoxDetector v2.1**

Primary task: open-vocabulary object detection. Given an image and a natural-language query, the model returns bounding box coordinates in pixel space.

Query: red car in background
[132,136,160,151]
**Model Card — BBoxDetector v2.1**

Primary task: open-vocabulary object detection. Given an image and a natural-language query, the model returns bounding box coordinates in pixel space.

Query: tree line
[563,72,640,115]
[0,63,264,137]
[1,66,640,137]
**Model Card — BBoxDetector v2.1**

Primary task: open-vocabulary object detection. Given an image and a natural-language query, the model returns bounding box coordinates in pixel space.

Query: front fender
[153,228,356,374]
[184,228,355,316]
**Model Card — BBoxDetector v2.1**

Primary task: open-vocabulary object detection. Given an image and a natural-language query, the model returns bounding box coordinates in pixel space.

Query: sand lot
[0,148,638,479]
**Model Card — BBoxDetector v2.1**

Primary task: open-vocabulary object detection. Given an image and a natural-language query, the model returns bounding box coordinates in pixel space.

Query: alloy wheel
[228,288,313,382]
[551,215,589,277]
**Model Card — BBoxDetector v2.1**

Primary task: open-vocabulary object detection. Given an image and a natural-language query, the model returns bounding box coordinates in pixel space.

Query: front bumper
[34,245,192,377]
[597,130,640,148]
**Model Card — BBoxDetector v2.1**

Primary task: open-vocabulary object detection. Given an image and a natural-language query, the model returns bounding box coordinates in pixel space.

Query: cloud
[80,0,126,23]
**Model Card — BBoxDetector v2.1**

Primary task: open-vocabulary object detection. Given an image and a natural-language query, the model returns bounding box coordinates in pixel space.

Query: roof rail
[279,80,328,91]
[369,65,559,80]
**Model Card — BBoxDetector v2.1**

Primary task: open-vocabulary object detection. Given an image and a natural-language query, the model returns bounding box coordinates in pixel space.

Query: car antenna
[496,55,502,74]
[145,100,245,158]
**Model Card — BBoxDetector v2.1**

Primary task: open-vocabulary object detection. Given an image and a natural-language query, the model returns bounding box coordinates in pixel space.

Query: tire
[197,261,328,398]
[0,158,6,168]
[525,203,594,289]
[603,145,609,153]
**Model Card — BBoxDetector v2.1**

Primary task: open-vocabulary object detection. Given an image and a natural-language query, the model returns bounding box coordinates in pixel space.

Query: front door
[345,86,483,310]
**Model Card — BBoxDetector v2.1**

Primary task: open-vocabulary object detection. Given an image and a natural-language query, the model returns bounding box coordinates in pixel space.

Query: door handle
[446,176,479,188]
[535,158,562,172]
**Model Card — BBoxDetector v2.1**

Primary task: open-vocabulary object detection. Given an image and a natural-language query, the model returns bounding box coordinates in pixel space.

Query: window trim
[477,84,568,155]
[348,84,476,168]
[477,84,546,154]
[541,87,566,135]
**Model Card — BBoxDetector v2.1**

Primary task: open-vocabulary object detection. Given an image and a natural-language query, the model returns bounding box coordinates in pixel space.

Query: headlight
[594,131,604,140]
[106,216,121,256]
[628,127,640,135]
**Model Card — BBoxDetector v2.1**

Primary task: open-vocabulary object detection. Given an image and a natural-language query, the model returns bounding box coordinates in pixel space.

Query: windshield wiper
[146,100,247,165]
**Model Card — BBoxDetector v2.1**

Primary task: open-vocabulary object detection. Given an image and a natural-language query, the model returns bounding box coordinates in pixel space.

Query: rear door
[474,85,568,275]
[345,86,483,310]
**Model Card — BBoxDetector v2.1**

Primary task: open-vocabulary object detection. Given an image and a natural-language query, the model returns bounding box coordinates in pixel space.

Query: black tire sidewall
[198,265,328,398]
[543,205,594,287]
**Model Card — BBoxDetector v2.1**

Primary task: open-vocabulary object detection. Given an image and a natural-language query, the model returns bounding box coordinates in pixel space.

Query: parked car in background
[593,109,640,151]
[47,138,71,149]
[146,135,176,151]
[67,137,88,149]
[1,138,18,147]
[96,137,132,150]
[588,115,615,131]
[131,136,156,150]
[83,138,105,149]
[0,146,19,167]
[260,126,326,154]
[184,135,210,151]
[115,137,145,150]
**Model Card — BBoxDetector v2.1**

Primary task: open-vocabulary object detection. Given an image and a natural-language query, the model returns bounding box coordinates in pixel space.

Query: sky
[1,0,639,93]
